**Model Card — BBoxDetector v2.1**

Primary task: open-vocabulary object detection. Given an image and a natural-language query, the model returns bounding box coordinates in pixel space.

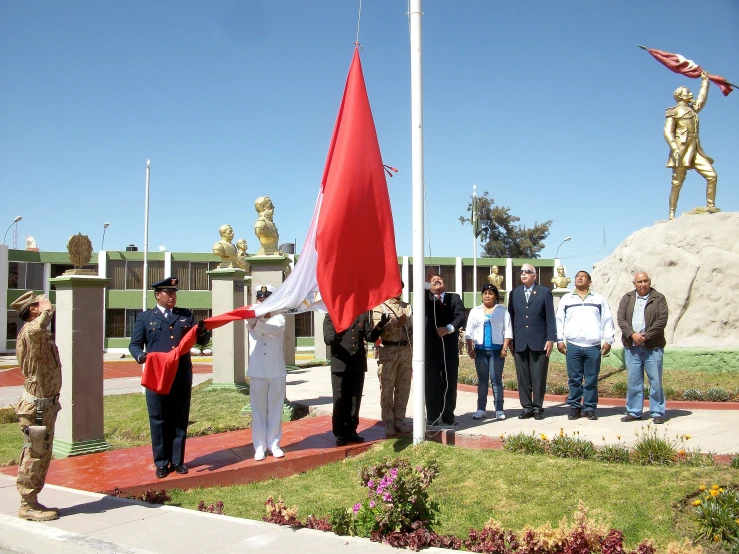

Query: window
[7,310,21,340]
[439,265,456,292]
[295,312,313,337]
[171,262,190,291]
[106,309,144,338]
[191,309,211,323]
[126,261,144,290]
[7,262,44,290]
[8,262,19,289]
[107,260,163,290]
[191,262,209,291]
[172,261,219,291]
[26,263,43,290]
[148,262,164,287]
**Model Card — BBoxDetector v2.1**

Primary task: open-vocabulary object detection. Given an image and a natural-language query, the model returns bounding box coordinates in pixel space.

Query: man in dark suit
[324,311,387,446]
[424,273,466,427]
[508,264,556,420]
[129,277,210,478]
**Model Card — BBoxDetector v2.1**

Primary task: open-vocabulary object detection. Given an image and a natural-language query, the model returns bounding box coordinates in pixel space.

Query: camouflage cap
[9,291,43,314]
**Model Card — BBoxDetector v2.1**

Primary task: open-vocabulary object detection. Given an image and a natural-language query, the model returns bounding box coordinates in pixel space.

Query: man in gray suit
[508,264,557,420]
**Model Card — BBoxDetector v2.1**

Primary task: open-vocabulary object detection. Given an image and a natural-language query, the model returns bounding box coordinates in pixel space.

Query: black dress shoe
[172,464,188,474]
[585,411,598,421]
[347,433,365,443]
[155,466,169,478]
[335,436,348,446]
[533,412,544,420]
[652,416,665,424]
[568,407,582,420]
[518,411,534,420]
[620,414,642,422]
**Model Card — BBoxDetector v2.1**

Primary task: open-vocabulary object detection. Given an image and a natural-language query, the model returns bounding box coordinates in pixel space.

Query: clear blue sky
[2,1,737,277]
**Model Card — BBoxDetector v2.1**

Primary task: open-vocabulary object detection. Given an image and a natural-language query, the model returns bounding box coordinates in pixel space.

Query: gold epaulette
[665,106,677,118]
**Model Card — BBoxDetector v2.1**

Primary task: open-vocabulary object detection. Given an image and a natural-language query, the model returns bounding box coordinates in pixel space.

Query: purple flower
[382,492,393,502]
[367,480,374,488]
[369,501,375,508]
[352,503,361,514]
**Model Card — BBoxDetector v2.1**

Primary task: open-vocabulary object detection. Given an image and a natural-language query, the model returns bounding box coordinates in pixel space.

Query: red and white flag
[641,46,734,96]
[142,47,401,393]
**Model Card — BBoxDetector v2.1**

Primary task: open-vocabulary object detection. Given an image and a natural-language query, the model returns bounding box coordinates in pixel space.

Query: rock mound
[591,212,739,349]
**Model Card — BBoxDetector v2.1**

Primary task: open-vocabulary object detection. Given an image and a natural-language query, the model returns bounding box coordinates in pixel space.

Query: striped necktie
[525,290,531,303]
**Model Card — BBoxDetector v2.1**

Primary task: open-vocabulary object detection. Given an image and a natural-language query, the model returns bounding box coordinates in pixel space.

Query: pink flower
[367,480,374,488]
[369,501,375,508]
[352,503,362,514]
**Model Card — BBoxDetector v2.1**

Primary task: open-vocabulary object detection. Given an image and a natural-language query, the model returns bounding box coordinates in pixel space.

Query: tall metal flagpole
[409,0,426,445]
[473,184,477,305]
[143,159,151,312]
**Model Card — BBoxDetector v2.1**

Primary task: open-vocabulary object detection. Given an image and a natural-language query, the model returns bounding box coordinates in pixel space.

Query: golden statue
[551,265,571,290]
[254,196,279,255]
[664,72,719,220]
[212,224,249,270]
[64,233,96,275]
[487,265,504,289]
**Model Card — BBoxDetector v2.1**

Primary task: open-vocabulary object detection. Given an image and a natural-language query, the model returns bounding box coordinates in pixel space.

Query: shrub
[330,458,441,538]
[631,425,679,466]
[731,454,739,470]
[263,496,302,527]
[197,500,224,514]
[663,386,679,401]
[704,388,731,402]
[111,486,171,505]
[683,389,704,401]
[547,383,569,396]
[610,381,628,398]
[504,379,518,391]
[693,484,739,547]
[677,449,715,467]
[596,437,631,464]
[501,432,547,455]
[548,430,596,460]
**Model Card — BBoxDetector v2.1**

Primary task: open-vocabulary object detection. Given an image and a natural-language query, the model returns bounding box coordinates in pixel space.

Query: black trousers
[424,351,459,424]
[145,367,192,468]
[331,370,365,438]
[514,348,549,413]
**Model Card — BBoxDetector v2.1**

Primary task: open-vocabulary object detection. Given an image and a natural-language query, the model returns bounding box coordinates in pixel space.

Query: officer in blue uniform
[129,277,210,478]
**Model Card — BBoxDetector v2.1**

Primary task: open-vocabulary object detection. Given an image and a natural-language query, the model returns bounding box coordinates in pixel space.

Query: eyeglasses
[519,270,535,275]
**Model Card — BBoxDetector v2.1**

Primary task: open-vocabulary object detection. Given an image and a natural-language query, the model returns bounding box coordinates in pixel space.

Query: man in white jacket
[555,271,615,421]
[247,285,287,461]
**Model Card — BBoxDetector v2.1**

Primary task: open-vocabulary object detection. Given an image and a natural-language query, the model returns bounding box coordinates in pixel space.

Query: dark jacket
[508,284,557,352]
[617,289,668,349]
[424,291,466,356]
[324,312,384,373]
[129,307,210,374]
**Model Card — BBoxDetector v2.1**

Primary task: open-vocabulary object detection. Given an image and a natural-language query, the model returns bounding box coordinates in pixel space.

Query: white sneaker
[271,446,285,458]
[254,446,266,461]
[496,411,506,421]
[472,410,486,420]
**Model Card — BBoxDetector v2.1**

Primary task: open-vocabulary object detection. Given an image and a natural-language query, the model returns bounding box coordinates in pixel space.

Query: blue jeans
[624,346,665,417]
[474,349,504,412]
[565,343,601,411]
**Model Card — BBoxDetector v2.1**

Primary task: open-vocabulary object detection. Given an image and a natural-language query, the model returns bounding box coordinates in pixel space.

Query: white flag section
[247,190,327,318]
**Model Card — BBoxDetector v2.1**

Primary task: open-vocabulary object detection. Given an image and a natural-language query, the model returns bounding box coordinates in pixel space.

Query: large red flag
[641,47,734,96]
[316,47,401,332]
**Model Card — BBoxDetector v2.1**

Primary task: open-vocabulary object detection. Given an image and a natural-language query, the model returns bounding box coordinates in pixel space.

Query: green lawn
[0,380,251,467]
[168,439,738,550]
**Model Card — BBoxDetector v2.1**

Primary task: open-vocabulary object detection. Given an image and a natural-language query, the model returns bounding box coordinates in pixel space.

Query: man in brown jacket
[616,272,668,424]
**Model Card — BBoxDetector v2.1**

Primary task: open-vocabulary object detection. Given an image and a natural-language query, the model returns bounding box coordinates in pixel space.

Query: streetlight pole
[101,222,110,251]
[2,216,22,246]
[143,160,151,312]
[555,236,572,267]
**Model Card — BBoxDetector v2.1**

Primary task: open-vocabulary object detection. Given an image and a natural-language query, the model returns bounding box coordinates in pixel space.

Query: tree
[460,192,552,258]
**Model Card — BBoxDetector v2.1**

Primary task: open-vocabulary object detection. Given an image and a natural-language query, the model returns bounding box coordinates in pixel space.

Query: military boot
[19,498,59,521]
[394,419,412,433]
[384,421,396,436]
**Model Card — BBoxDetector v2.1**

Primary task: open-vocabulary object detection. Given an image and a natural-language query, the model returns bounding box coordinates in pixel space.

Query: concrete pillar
[552,289,568,312]
[505,258,513,307]
[248,255,295,366]
[0,245,8,354]
[49,275,111,457]
[312,311,327,362]
[207,268,248,391]
[455,257,462,295]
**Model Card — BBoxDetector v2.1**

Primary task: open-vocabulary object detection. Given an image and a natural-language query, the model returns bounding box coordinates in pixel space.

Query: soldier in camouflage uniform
[372,284,413,436]
[11,291,62,521]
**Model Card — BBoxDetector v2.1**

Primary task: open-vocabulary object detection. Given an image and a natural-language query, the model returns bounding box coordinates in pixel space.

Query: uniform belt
[21,390,59,408]
[382,341,408,347]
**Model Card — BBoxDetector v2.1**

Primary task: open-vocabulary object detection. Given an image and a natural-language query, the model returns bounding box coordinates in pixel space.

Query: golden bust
[212,224,249,270]
[487,265,504,289]
[551,265,571,290]
[254,196,279,255]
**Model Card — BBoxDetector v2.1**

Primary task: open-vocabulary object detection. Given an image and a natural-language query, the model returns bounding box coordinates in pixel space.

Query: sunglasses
[520,270,535,275]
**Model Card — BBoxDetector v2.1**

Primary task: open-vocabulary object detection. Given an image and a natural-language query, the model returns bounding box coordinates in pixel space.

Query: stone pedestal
[248,255,295,366]
[552,288,569,311]
[312,311,328,363]
[49,275,111,457]
[207,268,248,392]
